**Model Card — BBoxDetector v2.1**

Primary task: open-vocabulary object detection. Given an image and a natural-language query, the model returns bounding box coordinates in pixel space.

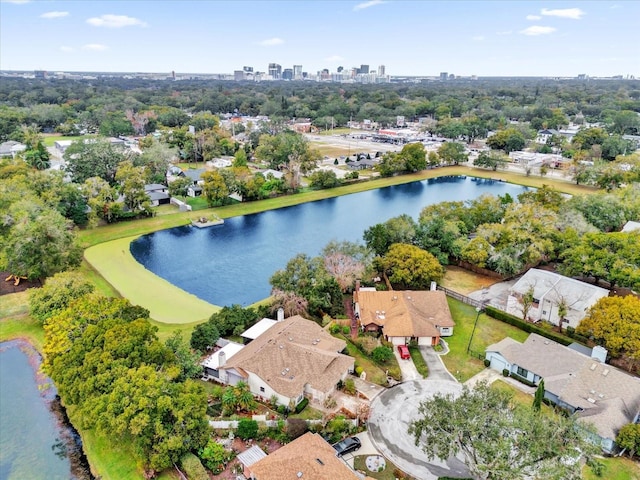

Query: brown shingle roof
[248,432,360,480]
[356,290,454,338]
[221,316,354,399]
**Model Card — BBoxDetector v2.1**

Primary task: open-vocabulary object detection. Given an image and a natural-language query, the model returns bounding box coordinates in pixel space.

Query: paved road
[368,380,470,480]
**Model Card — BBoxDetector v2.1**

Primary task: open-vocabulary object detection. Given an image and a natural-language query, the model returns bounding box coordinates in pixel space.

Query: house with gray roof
[0,141,26,158]
[486,334,640,452]
[506,269,609,329]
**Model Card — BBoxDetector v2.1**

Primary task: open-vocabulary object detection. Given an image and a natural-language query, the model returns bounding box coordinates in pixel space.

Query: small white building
[506,269,609,329]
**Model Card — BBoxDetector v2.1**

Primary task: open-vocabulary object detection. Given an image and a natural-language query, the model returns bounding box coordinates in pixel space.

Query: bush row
[484,306,575,346]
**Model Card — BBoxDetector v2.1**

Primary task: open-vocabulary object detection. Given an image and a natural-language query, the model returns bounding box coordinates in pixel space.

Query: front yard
[442,298,529,382]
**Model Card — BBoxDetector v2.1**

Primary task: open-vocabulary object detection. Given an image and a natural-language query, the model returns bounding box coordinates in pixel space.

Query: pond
[0,341,91,480]
[131,176,529,306]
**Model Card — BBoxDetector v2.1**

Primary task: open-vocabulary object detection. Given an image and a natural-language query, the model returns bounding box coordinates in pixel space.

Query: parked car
[332,436,361,456]
[397,344,410,360]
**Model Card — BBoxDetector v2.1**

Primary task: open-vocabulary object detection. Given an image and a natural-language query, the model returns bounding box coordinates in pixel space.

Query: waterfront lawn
[0,293,45,351]
[78,167,597,249]
[582,457,640,480]
[442,298,529,382]
[84,236,218,324]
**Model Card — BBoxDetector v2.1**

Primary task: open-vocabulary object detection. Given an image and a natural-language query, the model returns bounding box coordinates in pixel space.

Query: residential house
[0,141,26,158]
[240,317,277,345]
[353,287,455,346]
[201,339,244,381]
[182,168,206,197]
[506,269,609,329]
[485,334,640,452]
[259,169,284,180]
[535,129,559,145]
[144,184,170,206]
[244,432,364,480]
[218,315,354,407]
[347,158,377,170]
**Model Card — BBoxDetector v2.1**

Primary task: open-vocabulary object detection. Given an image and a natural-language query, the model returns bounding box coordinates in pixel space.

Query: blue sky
[1,0,638,77]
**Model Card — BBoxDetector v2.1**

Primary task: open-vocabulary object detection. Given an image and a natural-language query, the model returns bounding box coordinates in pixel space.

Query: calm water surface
[0,342,73,480]
[131,176,529,306]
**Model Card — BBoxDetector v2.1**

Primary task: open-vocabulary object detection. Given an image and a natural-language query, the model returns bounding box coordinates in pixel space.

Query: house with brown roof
[486,334,640,452]
[353,288,455,347]
[245,432,363,480]
[218,315,354,407]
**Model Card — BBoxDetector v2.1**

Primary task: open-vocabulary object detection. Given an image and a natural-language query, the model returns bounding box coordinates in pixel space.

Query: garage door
[490,356,506,372]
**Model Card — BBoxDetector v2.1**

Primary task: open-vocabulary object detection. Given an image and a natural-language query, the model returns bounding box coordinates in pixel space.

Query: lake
[0,341,91,480]
[131,176,529,306]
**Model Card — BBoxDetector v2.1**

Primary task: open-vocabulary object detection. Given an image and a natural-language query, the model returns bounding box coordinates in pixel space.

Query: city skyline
[1,0,638,78]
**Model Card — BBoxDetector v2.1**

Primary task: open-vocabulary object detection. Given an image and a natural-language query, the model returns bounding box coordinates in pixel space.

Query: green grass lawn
[42,134,94,147]
[84,236,219,323]
[408,345,429,378]
[353,455,414,480]
[442,298,529,382]
[317,128,352,136]
[0,292,45,351]
[337,334,388,386]
[582,456,640,480]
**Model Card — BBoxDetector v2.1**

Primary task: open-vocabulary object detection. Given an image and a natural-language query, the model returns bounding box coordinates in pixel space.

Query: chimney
[277,308,285,322]
[430,281,437,291]
[591,345,608,363]
[218,350,226,367]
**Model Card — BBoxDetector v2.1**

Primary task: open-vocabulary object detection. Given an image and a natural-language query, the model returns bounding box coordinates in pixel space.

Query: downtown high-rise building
[268,63,282,79]
[293,65,303,80]
[378,65,385,76]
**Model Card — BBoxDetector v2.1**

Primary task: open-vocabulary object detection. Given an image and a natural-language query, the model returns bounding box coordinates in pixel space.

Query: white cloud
[325,55,345,62]
[60,46,74,52]
[354,0,385,11]
[541,8,585,19]
[257,37,284,46]
[86,14,147,28]
[520,25,557,36]
[40,11,69,19]
[472,35,485,41]
[526,14,541,20]
[82,43,108,51]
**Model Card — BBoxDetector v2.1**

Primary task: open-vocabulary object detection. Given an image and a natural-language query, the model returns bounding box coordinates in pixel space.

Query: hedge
[484,306,576,346]
[295,397,309,413]
[180,453,209,480]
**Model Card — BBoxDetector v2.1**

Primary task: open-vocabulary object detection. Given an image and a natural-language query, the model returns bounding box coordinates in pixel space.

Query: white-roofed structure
[621,221,640,232]
[241,318,277,343]
[237,445,268,469]
[506,269,609,329]
[201,341,244,380]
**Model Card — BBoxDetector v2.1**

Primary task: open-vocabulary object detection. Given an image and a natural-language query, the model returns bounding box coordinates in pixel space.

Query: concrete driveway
[394,345,421,381]
[368,380,471,479]
[342,431,380,467]
[419,346,457,382]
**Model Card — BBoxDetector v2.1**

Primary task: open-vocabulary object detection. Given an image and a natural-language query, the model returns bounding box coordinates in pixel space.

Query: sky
[1,0,638,77]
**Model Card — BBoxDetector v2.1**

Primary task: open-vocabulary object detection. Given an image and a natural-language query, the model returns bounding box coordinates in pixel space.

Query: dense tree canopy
[376,243,444,289]
[409,382,597,480]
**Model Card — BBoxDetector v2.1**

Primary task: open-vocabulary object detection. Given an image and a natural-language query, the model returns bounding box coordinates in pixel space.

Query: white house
[486,334,640,453]
[506,269,609,329]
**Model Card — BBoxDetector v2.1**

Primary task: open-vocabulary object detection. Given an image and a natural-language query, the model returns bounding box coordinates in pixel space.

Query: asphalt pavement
[368,379,471,480]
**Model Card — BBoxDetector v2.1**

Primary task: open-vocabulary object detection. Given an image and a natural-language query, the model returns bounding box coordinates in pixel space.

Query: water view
[0,342,74,480]
[131,176,529,306]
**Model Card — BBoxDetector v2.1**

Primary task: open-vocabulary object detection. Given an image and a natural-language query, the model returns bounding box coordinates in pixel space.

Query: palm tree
[235,381,256,413]
[221,386,238,416]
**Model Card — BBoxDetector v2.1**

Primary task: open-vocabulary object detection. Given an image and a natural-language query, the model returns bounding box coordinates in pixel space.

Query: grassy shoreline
[78,166,596,248]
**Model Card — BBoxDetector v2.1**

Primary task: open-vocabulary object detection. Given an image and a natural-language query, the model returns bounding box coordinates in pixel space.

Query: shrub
[509,373,536,387]
[295,397,309,413]
[343,378,356,395]
[483,359,490,367]
[277,405,286,415]
[356,336,379,355]
[355,366,364,376]
[372,346,393,364]
[502,369,510,377]
[236,419,259,440]
[180,453,209,480]
[286,418,308,439]
[329,323,342,334]
[342,325,350,335]
[198,439,233,474]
